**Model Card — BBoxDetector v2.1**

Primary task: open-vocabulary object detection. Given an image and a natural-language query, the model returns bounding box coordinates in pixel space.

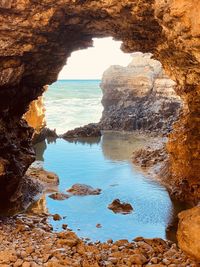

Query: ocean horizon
[57,79,101,81]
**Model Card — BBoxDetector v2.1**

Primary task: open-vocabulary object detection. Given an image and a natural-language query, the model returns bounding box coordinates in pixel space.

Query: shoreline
[0,213,198,267]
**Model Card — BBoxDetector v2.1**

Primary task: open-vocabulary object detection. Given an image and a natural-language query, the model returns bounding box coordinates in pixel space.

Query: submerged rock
[108,199,133,214]
[132,145,167,168]
[26,167,59,195]
[27,167,59,186]
[61,123,101,139]
[177,206,200,261]
[49,192,70,200]
[67,184,101,196]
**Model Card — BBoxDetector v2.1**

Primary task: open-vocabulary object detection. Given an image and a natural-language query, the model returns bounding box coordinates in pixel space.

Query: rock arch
[0,0,199,207]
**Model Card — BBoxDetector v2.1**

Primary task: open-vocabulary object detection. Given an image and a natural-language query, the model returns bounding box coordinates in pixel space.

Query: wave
[45,81,103,134]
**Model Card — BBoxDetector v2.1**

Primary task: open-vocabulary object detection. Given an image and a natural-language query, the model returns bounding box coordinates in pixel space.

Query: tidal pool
[34,132,185,242]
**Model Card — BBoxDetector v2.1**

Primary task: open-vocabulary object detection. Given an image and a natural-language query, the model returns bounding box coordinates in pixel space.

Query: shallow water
[34,132,185,242]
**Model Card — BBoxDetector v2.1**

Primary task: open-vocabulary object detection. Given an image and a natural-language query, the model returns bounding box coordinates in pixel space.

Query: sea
[45,80,103,134]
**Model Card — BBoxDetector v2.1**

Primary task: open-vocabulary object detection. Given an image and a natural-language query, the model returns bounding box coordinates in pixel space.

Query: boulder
[177,206,200,261]
[67,184,101,196]
[61,123,101,139]
[108,199,133,214]
[53,214,62,221]
[26,167,59,186]
[49,192,70,200]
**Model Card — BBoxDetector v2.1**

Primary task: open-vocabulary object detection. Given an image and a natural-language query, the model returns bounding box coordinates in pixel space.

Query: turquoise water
[45,80,103,134]
[34,133,182,243]
[34,80,184,242]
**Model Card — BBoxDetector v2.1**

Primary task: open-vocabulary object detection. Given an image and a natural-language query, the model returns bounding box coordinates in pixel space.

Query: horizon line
[57,79,101,81]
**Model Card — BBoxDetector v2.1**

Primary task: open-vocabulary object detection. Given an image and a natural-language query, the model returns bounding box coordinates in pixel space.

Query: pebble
[14,259,23,267]
[62,224,68,230]
[0,214,197,267]
[129,254,148,264]
[22,262,31,267]
[52,214,62,221]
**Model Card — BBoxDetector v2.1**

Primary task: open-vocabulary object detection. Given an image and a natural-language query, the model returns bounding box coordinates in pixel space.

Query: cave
[0,1,199,212]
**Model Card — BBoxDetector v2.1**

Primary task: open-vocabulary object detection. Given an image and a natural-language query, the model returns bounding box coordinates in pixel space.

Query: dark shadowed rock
[108,199,133,214]
[67,184,101,196]
[61,123,101,139]
[33,127,58,144]
[96,223,102,228]
[53,214,62,221]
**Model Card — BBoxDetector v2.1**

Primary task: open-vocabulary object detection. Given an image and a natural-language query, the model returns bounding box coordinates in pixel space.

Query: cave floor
[0,213,198,267]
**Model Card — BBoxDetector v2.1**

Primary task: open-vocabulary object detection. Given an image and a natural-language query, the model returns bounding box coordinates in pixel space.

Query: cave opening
[25,37,187,243]
[37,36,182,136]
[0,0,199,262]
[44,37,132,134]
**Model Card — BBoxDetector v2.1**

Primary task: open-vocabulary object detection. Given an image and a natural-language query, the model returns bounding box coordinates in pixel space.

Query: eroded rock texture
[62,123,101,139]
[154,0,200,203]
[177,206,200,261]
[0,0,199,206]
[100,52,182,134]
[24,92,46,136]
[23,89,59,144]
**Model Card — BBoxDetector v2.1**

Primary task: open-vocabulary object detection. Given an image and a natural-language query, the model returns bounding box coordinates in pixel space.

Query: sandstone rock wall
[0,0,199,206]
[154,0,200,201]
[100,52,182,134]
[177,206,200,261]
[23,95,46,136]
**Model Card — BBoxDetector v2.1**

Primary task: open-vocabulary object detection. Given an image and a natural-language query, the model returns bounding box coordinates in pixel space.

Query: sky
[58,37,132,80]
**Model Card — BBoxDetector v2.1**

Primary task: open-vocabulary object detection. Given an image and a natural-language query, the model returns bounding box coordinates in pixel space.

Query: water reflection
[32,132,188,242]
[0,176,43,216]
[34,136,101,163]
[34,132,149,163]
[34,140,47,161]
[65,136,101,145]
[101,131,150,161]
